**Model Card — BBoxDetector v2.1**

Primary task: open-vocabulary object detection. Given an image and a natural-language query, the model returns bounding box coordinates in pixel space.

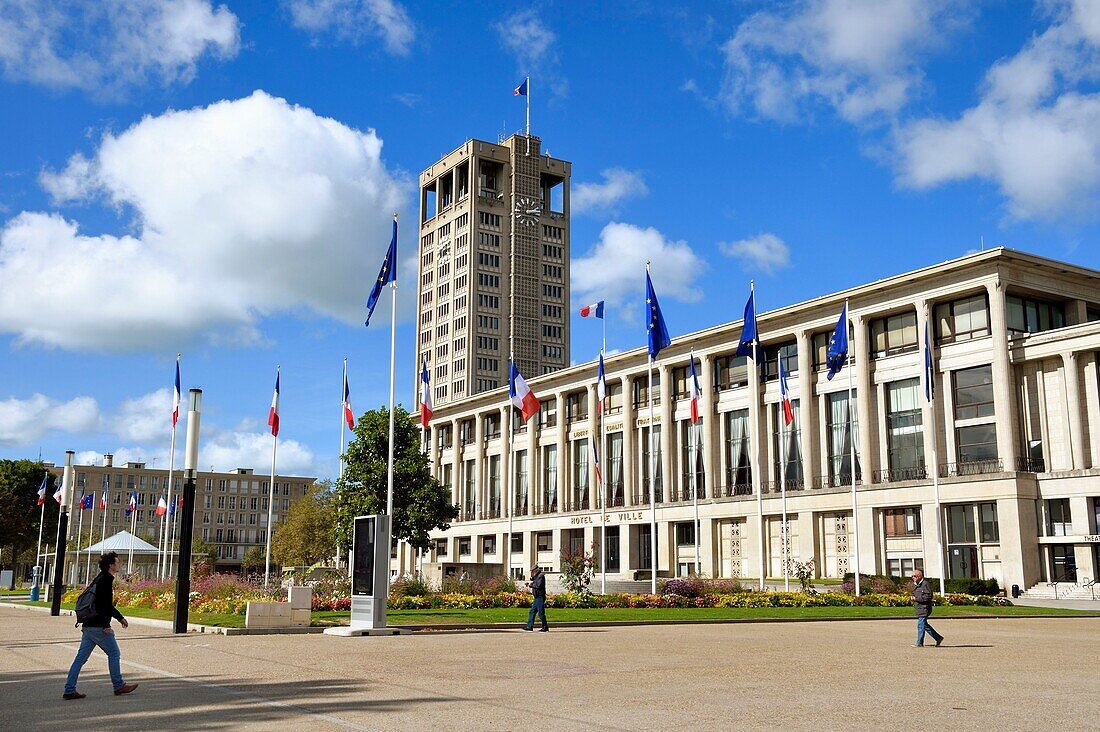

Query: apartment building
[416,134,571,408]
[400,248,1100,593]
[52,455,315,575]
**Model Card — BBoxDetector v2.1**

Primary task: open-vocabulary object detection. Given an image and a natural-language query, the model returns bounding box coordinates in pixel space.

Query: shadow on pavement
[3,668,466,731]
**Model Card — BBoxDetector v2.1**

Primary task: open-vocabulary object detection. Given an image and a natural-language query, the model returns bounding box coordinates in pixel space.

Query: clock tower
[416,133,571,408]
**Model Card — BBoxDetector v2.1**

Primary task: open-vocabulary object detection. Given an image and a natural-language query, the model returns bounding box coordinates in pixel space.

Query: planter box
[245,587,312,629]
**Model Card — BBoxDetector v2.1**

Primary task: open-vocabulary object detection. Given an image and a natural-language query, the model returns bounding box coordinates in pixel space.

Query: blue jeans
[526,597,548,630]
[916,615,942,646]
[65,627,125,693]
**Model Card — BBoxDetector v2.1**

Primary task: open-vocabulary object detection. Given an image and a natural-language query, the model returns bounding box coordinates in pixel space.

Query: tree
[242,546,265,573]
[191,536,217,566]
[271,481,336,566]
[335,405,457,554]
[0,460,59,575]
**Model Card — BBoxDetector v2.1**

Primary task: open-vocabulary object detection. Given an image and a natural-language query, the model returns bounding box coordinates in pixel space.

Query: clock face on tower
[513,196,542,227]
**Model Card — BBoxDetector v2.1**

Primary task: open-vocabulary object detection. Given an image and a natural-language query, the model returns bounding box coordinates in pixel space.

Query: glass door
[1050,546,1077,582]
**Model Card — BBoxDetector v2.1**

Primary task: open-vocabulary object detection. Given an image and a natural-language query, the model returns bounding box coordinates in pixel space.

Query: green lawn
[1,588,32,596]
[316,604,1098,627]
[18,600,1097,630]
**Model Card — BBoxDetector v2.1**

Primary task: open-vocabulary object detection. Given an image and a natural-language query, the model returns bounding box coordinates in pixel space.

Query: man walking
[524,565,549,632]
[63,551,138,699]
[910,569,944,647]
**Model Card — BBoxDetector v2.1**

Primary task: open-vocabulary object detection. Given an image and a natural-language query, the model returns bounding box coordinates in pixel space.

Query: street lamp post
[50,451,74,616]
[174,389,202,634]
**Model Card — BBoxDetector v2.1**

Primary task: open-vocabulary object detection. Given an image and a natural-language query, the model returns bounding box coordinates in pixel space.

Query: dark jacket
[530,572,546,600]
[912,579,934,618]
[85,572,126,628]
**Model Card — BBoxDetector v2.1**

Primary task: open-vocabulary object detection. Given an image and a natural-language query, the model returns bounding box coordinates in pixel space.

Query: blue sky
[1,1,1098,479]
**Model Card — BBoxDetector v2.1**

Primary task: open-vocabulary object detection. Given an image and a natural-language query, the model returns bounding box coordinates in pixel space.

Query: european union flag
[734,289,760,360]
[646,269,671,360]
[364,216,398,328]
[825,305,849,380]
[80,492,94,510]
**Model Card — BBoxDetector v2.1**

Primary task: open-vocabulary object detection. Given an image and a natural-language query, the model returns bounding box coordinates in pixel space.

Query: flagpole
[35,470,46,587]
[74,497,84,585]
[600,349,607,594]
[265,365,279,587]
[128,500,136,575]
[750,280,765,592]
[525,75,531,155]
[100,484,108,575]
[162,358,179,579]
[646,262,658,596]
[779,363,790,592]
[386,213,398,524]
[507,367,515,580]
[926,324,946,597]
[338,357,347,570]
[691,350,700,576]
[846,299,861,597]
[85,492,96,583]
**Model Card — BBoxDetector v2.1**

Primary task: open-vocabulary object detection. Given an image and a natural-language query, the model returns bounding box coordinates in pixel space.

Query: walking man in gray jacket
[910,569,944,647]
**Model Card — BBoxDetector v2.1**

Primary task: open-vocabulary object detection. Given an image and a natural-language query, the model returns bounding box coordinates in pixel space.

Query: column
[659,363,674,502]
[1061,352,1087,470]
[1086,354,1100,468]
[917,301,936,478]
[622,375,636,506]
[450,418,461,510]
[500,406,511,518]
[986,280,1019,469]
[700,352,717,499]
[586,384,599,509]
[555,392,567,513]
[527,412,539,513]
[474,413,485,518]
[852,312,875,483]
[429,425,441,478]
[796,330,817,487]
[748,358,764,492]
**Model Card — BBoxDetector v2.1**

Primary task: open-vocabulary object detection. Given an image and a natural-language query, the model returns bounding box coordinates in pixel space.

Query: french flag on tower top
[342,369,355,430]
[514,78,528,96]
[509,359,541,423]
[689,353,702,424]
[420,362,433,428]
[579,301,604,319]
[172,357,181,427]
[779,358,794,426]
[268,369,281,438]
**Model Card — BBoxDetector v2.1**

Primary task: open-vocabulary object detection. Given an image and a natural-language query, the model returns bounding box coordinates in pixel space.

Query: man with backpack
[63,551,138,699]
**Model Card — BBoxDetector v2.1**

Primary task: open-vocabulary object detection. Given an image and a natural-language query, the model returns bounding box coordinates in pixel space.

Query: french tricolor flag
[689,352,702,424]
[579,301,604,319]
[509,359,541,423]
[514,78,528,97]
[53,483,64,505]
[779,358,794,426]
[420,362,433,428]
[126,491,137,516]
[99,488,108,510]
[591,440,603,487]
[596,352,607,414]
[342,367,355,430]
[172,357,181,427]
[268,369,281,437]
[37,475,47,506]
[155,494,168,517]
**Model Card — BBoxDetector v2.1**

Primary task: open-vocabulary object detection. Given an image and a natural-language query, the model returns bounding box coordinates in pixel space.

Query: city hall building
[402,246,1100,593]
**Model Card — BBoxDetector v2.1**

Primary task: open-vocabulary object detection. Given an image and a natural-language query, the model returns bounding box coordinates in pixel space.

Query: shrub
[390,576,434,598]
[559,542,598,594]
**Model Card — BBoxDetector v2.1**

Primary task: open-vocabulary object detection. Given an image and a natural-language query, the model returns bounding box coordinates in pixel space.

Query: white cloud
[285,0,414,55]
[571,222,705,316]
[495,9,556,72]
[0,393,101,447]
[721,0,968,122]
[111,388,174,444]
[896,2,1100,218]
[200,429,316,475]
[572,169,648,214]
[0,91,407,351]
[719,232,791,274]
[0,0,240,97]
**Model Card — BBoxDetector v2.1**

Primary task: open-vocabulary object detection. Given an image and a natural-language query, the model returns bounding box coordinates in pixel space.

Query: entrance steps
[1022,582,1100,601]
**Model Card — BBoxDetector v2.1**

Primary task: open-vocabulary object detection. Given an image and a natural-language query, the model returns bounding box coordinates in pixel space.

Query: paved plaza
[2,606,1097,731]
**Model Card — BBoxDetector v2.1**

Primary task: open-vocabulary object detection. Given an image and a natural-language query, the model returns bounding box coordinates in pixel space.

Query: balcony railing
[1015,456,1046,473]
[761,479,805,494]
[873,466,927,483]
[722,483,754,497]
[939,458,1003,478]
[561,498,589,512]
[534,499,559,515]
[813,471,863,489]
[603,491,625,508]
[478,504,501,520]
